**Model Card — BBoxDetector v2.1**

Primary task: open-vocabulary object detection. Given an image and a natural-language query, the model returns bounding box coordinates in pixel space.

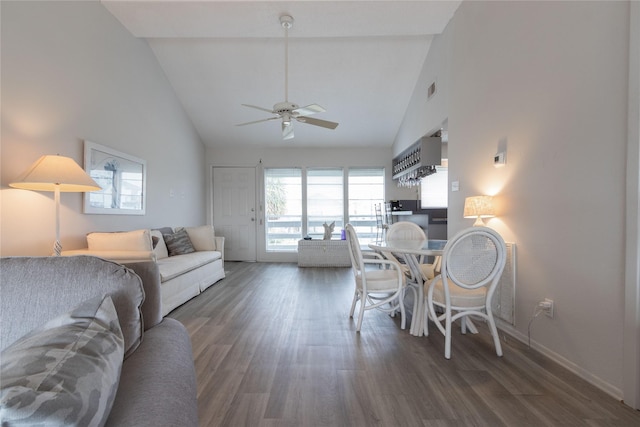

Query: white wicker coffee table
[297,239,351,267]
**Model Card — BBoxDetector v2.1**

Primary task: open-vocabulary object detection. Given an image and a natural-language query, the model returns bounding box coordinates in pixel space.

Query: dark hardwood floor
[169,262,640,426]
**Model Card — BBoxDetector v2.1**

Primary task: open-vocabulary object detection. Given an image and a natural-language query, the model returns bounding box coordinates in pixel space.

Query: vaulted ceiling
[102,1,461,148]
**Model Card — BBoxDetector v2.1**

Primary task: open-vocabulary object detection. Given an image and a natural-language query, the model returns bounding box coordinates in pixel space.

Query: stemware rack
[392,136,442,187]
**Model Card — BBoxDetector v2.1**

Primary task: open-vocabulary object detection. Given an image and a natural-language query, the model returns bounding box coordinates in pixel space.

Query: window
[264,167,385,251]
[307,168,343,239]
[420,163,448,208]
[348,168,385,244]
[265,168,302,251]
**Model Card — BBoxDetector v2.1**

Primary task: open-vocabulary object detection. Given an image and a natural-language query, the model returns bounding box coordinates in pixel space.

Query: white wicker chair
[424,226,506,359]
[345,224,407,332]
[384,222,440,280]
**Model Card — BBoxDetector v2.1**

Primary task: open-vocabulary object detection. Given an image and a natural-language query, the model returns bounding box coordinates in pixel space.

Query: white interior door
[213,167,256,261]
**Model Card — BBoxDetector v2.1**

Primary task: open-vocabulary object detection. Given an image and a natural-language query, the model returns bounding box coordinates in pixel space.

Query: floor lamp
[10,155,101,255]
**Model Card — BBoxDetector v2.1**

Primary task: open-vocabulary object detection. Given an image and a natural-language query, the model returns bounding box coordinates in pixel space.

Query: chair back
[386,221,426,241]
[345,224,364,273]
[441,226,506,293]
[383,221,427,281]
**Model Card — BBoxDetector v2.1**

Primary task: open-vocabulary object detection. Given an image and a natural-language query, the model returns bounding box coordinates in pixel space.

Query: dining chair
[383,221,440,281]
[377,222,425,324]
[424,226,506,359]
[385,220,425,240]
[345,224,407,332]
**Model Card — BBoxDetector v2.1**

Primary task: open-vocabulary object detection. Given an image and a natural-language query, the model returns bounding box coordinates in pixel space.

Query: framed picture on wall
[83,140,146,215]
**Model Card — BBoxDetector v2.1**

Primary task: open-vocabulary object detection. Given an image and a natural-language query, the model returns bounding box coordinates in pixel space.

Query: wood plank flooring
[169,262,640,426]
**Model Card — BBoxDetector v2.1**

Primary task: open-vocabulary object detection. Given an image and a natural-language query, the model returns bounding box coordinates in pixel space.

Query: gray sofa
[0,256,198,427]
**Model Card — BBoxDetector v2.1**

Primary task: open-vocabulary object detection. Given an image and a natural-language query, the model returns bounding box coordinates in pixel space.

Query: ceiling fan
[236,15,339,140]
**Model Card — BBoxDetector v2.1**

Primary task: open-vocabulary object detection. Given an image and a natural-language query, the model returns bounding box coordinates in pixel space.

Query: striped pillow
[163,229,196,256]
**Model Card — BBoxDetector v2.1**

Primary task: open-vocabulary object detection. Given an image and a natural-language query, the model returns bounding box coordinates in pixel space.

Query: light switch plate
[451,181,460,192]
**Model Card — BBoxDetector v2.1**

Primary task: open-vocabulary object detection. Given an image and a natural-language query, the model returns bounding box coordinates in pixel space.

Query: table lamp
[10,154,101,255]
[463,195,495,226]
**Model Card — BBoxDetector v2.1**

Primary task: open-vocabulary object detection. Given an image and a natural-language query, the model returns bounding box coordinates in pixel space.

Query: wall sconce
[463,195,495,226]
[9,155,101,255]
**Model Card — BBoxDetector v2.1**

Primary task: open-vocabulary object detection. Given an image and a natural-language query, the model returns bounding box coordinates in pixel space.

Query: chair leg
[397,290,405,329]
[487,314,503,357]
[398,293,406,331]
[411,287,419,333]
[390,294,398,320]
[399,287,413,330]
[444,310,452,359]
[349,290,359,318]
[422,295,429,337]
[356,299,366,332]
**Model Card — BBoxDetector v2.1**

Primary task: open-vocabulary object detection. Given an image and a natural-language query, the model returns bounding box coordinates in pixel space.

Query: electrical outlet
[539,298,554,318]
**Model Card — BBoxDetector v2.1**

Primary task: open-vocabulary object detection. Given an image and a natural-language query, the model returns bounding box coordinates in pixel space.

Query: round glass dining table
[368,239,446,256]
[368,239,447,336]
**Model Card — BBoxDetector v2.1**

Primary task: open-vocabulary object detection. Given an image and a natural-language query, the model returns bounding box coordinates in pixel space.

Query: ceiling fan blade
[296,116,339,130]
[241,104,275,114]
[292,104,326,116]
[282,122,295,140]
[236,116,279,126]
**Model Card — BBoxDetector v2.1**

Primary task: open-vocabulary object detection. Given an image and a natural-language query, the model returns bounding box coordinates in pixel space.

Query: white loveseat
[63,226,225,316]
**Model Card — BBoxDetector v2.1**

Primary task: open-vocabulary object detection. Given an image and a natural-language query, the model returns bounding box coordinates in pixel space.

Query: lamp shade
[9,155,101,192]
[463,196,495,220]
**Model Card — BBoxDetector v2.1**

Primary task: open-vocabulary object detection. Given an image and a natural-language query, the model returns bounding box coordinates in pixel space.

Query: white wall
[623,0,640,409]
[394,15,452,157]
[1,1,207,256]
[394,0,632,399]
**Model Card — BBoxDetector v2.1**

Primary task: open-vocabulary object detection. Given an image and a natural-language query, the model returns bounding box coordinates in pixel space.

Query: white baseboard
[496,320,624,402]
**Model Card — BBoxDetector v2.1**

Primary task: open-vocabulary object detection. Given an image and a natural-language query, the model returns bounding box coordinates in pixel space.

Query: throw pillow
[150,229,169,259]
[87,229,152,252]
[163,229,196,256]
[179,225,216,251]
[0,295,124,427]
[154,227,174,236]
